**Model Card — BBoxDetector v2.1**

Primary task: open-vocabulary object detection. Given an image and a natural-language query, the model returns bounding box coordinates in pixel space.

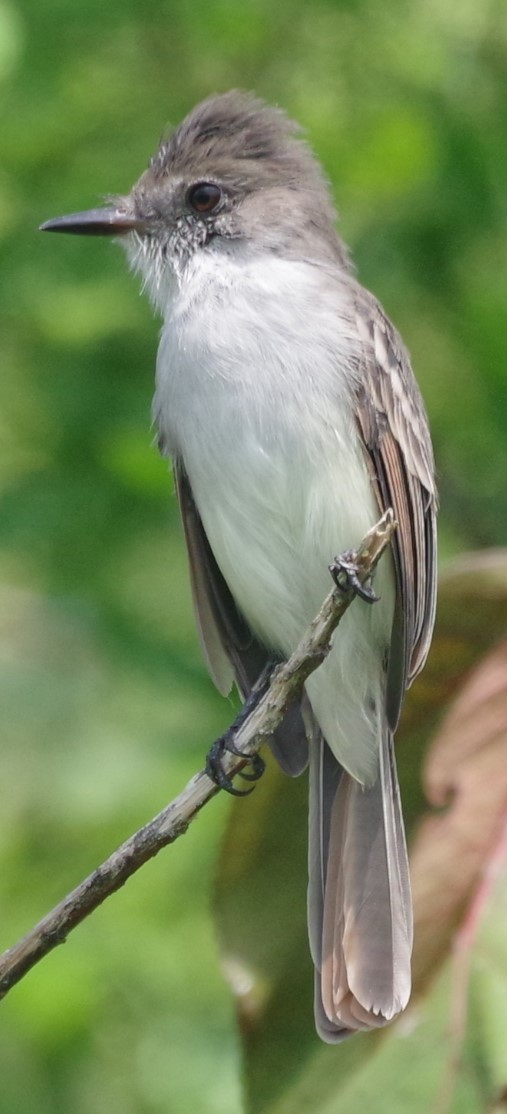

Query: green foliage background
[1,0,507,1110]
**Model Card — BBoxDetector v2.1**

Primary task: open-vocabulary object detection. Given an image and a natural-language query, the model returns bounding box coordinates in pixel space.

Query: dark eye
[187,182,222,214]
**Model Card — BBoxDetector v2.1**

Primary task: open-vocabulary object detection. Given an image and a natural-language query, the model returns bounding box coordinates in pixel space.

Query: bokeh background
[1,0,507,1111]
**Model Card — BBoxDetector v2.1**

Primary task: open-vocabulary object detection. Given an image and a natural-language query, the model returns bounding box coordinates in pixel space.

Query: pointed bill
[39,208,149,236]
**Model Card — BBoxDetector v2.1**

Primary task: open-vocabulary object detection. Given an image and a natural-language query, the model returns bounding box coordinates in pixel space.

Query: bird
[40,91,437,1041]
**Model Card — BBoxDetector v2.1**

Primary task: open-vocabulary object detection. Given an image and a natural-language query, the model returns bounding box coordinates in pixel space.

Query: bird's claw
[329,552,379,604]
[205,732,266,796]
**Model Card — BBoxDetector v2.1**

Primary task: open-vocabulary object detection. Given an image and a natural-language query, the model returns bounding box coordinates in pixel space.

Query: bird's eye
[186,182,222,214]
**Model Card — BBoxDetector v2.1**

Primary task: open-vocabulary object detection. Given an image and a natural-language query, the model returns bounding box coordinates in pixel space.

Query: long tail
[308,727,413,1041]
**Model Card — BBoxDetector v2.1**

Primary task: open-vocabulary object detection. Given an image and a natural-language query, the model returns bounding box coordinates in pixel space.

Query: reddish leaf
[411,637,507,990]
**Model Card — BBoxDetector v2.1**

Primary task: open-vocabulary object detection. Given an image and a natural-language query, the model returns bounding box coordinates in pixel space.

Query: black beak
[39,207,149,236]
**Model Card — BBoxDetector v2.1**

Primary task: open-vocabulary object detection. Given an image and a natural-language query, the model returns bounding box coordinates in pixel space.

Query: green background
[1,0,507,1110]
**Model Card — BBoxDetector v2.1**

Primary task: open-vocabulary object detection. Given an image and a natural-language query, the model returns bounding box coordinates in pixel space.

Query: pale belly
[154,249,396,783]
[180,412,395,786]
[187,420,386,656]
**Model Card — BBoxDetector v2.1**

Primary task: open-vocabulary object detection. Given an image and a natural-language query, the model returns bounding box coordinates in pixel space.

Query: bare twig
[0,510,396,1001]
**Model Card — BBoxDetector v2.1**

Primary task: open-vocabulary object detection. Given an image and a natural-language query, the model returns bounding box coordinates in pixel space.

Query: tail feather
[307,722,342,967]
[309,728,412,1042]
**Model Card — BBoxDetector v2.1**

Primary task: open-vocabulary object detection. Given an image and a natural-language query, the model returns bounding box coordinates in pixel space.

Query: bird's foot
[205,663,274,795]
[205,731,266,796]
[329,551,379,604]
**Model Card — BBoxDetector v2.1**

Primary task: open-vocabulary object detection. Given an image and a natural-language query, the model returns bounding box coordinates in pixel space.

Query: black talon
[205,731,265,796]
[238,752,265,782]
[329,552,379,604]
[205,662,275,796]
[205,738,253,796]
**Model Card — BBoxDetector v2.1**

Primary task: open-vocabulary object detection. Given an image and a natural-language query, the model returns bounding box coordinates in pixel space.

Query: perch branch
[0,510,396,1000]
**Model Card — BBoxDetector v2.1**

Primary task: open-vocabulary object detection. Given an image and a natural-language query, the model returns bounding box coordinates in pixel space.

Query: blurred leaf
[411,636,507,993]
[472,865,507,1098]
[266,967,484,1114]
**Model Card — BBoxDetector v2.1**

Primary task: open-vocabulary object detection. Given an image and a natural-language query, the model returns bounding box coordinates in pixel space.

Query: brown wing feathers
[354,297,437,715]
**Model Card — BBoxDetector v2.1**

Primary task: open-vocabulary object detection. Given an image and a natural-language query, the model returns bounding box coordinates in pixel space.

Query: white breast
[154,245,395,784]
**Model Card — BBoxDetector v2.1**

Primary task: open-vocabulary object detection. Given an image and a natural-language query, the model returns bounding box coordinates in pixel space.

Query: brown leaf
[411,638,507,991]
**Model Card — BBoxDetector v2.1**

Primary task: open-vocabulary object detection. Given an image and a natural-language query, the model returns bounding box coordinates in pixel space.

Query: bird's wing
[173,461,308,775]
[311,292,437,1041]
[353,289,437,728]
